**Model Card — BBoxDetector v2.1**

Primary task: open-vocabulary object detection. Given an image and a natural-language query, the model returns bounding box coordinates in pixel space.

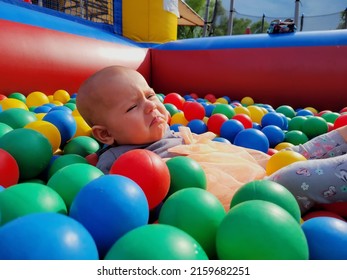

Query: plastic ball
[47,154,88,178]
[0,148,19,188]
[216,200,309,260]
[63,136,100,157]
[69,175,149,258]
[261,125,285,148]
[234,128,269,153]
[233,105,250,116]
[266,150,307,175]
[204,93,216,103]
[0,108,36,129]
[288,116,307,131]
[319,202,347,218]
[164,103,179,116]
[43,110,77,145]
[276,105,296,118]
[232,113,252,128]
[207,113,228,135]
[247,105,265,124]
[0,182,67,225]
[105,224,208,260]
[333,114,347,129]
[8,92,26,103]
[170,111,188,126]
[296,109,314,117]
[230,180,301,222]
[220,119,244,143]
[53,89,70,104]
[274,142,294,151]
[34,105,52,114]
[187,119,208,134]
[212,104,235,119]
[0,128,53,180]
[284,130,309,145]
[165,156,207,197]
[159,188,226,258]
[302,210,345,221]
[0,98,28,111]
[213,137,231,144]
[170,123,182,132]
[261,112,285,129]
[241,96,254,106]
[0,123,13,138]
[301,116,328,139]
[204,104,216,117]
[182,101,205,121]
[73,115,92,137]
[0,212,98,260]
[26,91,49,108]
[301,217,347,260]
[163,93,185,110]
[321,112,340,124]
[110,149,170,210]
[25,120,61,153]
[47,163,103,209]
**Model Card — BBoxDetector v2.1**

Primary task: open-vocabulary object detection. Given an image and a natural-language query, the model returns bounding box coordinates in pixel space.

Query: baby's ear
[92,125,115,145]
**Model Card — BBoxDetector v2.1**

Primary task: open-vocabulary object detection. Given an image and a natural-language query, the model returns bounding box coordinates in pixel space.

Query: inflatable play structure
[0,0,346,111]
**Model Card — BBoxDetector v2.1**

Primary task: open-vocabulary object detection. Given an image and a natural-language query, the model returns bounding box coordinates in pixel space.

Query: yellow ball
[266,150,307,176]
[26,91,49,108]
[25,120,61,153]
[241,96,254,106]
[304,107,318,114]
[234,106,251,116]
[274,142,295,151]
[170,111,188,126]
[53,89,70,104]
[215,97,228,104]
[74,115,92,137]
[35,113,46,121]
[247,105,265,124]
[0,98,28,110]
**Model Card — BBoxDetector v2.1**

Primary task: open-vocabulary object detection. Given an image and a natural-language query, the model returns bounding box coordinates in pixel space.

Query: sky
[221,0,347,31]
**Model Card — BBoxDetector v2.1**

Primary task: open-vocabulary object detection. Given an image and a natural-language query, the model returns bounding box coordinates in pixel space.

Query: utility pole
[203,0,211,37]
[294,0,300,27]
[227,0,235,35]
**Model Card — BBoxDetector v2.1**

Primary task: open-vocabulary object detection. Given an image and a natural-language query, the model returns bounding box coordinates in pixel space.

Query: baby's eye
[126,104,136,112]
[147,94,156,99]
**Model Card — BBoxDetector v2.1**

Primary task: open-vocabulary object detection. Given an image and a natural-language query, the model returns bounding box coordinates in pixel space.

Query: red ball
[232,113,253,129]
[207,113,228,135]
[267,148,278,156]
[163,93,185,110]
[0,94,7,101]
[183,101,205,121]
[204,93,216,103]
[110,149,170,210]
[302,210,345,221]
[319,202,347,218]
[333,114,347,129]
[0,148,19,187]
[85,153,98,166]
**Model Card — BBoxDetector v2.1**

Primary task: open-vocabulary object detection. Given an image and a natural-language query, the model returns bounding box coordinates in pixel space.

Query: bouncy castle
[0,0,346,111]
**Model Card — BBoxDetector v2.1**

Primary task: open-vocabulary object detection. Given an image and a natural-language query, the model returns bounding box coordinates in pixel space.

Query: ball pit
[0,86,346,261]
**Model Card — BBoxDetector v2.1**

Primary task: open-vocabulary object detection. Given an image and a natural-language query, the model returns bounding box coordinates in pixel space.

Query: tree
[337,8,347,29]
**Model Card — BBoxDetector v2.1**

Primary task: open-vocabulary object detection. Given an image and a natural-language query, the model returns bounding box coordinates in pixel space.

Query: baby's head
[76,65,170,146]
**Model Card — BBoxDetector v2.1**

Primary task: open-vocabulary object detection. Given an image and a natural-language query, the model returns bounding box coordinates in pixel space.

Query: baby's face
[101,70,170,145]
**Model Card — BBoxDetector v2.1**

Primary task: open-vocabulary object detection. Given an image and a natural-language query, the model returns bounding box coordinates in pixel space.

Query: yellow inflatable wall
[122,0,178,43]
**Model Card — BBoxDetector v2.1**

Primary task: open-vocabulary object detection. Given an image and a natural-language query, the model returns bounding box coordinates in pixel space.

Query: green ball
[276,105,296,118]
[0,128,53,180]
[105,224,208,260]
[0,182,67,225]
[48,154,87,179]
[0,122,13,138]
[217,200,309,260]
[230,180,301,222]
[165,156,207,197]
[0,108,37,129]
[284,130,309,145]
[164,103,179,116]
[212,104,235,119]
[301,116,328,139]
[63,136,100,157]
[288,116,307,131]
[47,163,103,209]
[321,112,340,124]
[159,188,226,258]
[64,103,76,111]
[8,92,26,103]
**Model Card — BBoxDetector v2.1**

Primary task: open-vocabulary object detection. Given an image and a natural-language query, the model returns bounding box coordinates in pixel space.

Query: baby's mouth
[150,115,165,127]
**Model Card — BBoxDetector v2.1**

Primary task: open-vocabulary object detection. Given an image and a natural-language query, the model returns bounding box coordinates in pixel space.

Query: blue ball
[49,105,72,113]
[252,122,262,130]
[233,128,269,153]
[302,217,347,260]
[43,110,77,145]
[0,212,98,260]
[170,124,183,132]
[33,105,52,114]
[213,137,231,144]
[69,174,149,258]
[296,109,314,117]
[220,119,244,143]
[261,125,285,148]
[204,104,216,117]
[261,112,285,129]
[187,119,208,134]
